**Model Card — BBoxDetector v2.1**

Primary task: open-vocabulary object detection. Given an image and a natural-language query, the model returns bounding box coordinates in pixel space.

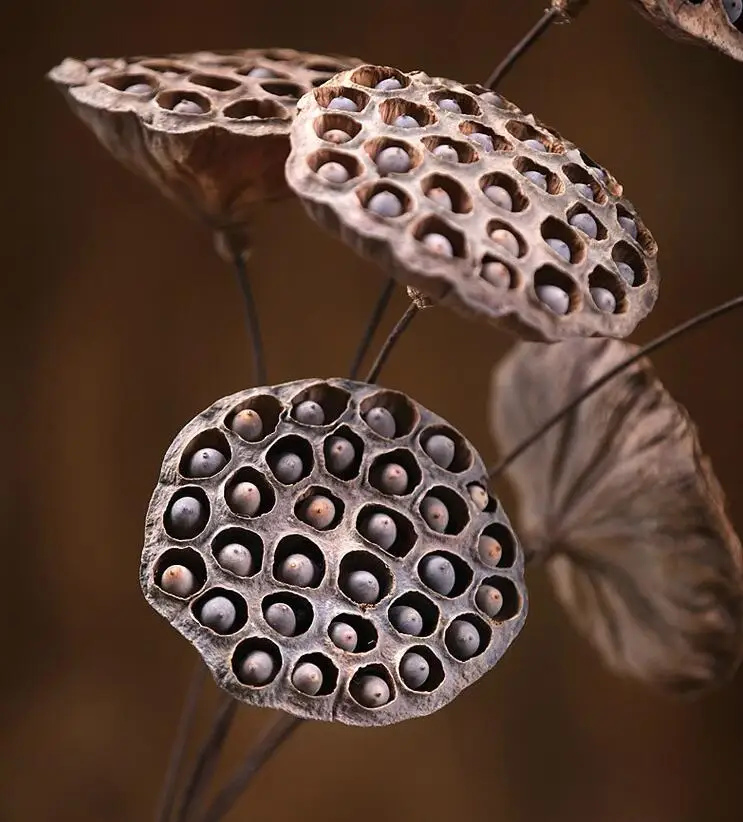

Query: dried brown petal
[630,0,743,62]
[490,338,743,693]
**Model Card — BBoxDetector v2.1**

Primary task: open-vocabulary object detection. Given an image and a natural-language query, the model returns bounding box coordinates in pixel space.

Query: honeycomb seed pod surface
[47,49,363,231]
[141,378,527,726]
[285,66,660,343]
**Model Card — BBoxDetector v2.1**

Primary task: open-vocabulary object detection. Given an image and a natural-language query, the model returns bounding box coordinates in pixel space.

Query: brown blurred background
[5,1,743,820]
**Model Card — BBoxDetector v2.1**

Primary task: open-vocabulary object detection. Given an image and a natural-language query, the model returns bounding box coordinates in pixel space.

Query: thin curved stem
[154,661,207,822]
[488,294,743,480]
[349,278,396,380]
[485,6,559,89]
[196,714,304,822]
[177,695,240,822]
[365,301,419,384]
[232,253,267,385]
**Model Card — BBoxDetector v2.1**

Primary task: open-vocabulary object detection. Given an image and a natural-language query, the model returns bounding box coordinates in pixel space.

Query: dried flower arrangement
[46,1,743,820]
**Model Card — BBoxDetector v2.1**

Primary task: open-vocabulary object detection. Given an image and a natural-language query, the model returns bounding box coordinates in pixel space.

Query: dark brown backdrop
[5,2,743,821]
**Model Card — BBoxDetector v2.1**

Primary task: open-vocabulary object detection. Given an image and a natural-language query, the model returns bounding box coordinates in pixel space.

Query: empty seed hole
[368,449,422,497]
[458,120,511,152]
[339,550,393,605]
[179,429,231,479]
[156,89,211,114]
[223,98,288,120]
[305,60,348,73]
[262,591,314,637]
[192,587,248,635]
[225,467,276,518]
[139,61,189,75]
[154,548,207,599]
[232,637,282,688]
[356,504,418,558]
[429,89,481,116]
[445,614,492,661]
[101,72,156,93]
[417,550,473,598]
[314,85,370,112]
[379,98,437,128]
[226,393,282,442]
[292,653,339,697]
[588,266,627,314]
[478,172,529,213]
[294,486,344,531]
[540,217,586,265]
[266,435,314,485]
[188,73,241,91]
[419,425,473,472]
[164,487,210,540]
[563,163,607,204]
[350,65,409,89]
[514,157,563,195]
[260,80,307,99]
[420,136,478,164]
[349,664,396,709]
[356,181,412,218]
[399,646,446,692]
[388,591,440,637]
[323,425,364,480]
[533,266,580,314]
[420,174,473,214]
[412,216,468,258]
[211,527,264,578]
[328,613,379,653]
[486,220,526,258]
[313,112,362,143]
[478,576,523,621]
[612,241,648,287]
[273,535,326,589]
[420,487,470,535]
[478,523,517,569]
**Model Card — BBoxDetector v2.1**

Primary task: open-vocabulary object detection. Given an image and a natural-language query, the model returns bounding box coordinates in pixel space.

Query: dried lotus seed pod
[286,66,660,342]
[47,48,363,252]
[629,0,743,63]
[141,377,527,726]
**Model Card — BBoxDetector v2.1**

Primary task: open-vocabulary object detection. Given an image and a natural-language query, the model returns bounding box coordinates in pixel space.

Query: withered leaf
[629,0,743,63]
[490,338,743,694]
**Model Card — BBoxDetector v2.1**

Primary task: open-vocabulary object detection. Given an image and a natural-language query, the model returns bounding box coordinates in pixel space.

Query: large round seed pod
[629,0,743,62]
[285,65,660,343]
[47,49,362,253]
[141,378,527,726]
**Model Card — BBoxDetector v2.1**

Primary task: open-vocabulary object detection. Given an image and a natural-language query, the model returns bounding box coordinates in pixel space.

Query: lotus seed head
[279,553,316,587]
[420,496,450,533]
[367,190,403,218]
[362,512,397,550]
[228,481,261,516]
[294,400,325,425]
[546,238,571,262]
[423,434,455,469]
[160,564,197,597]
[199,596,237,633]
[376,146,411,175]
[447,619,480,660]
[232,408,263,441]
[265,602,297,636]
[389,605,424,636]
[353,675,390,707]
[329,621,358,651]
[536,283,570,315]
[422,232,454,257]
[364,406,396,438]
[400,652,430,689]
[590,286,617,313]
[420,554,456,595]
[327,95,358,112]
[292,662,324,695]
[239,650,276,685]
[216,543,253,576]
[476,584,504,618]
[188,447,227,478]
[317,162,350,184]
[346,570,381,604]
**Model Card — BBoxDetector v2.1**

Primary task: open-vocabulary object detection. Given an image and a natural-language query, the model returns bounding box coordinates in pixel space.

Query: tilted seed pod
[285,65,660,343]
[141,378,527,726]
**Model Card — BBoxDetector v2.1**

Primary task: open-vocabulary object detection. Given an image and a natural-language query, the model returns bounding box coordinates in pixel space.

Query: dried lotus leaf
[490,337,743,693]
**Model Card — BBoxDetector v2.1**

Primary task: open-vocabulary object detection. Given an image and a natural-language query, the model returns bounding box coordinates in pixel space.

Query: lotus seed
[329,621,358,651]
[547,238,571,262]
[482,261,511,289]
[173,99,203,115]
[476,584,504,618]
[322,129,352,144]
[364,406,396,438]
[478,535,503,567]
[724,0,743,23]
[317,162,350,184]
[327,96,358,111]
[484,185,513,210]
[239,650,276,685]
[346,570,380,604]
[367,191,403,218]
[377,463,409,495]
[393,114,418,128]
[427,187,453,209]
[265,602,297,636]
[423,433,455,469]
[278,553,316,587]
[569,212,598,239]
[326,436,356,474]
[292,662,324,695]
[273,452,304,483]
[376,146,411,175]
[523,170,547,190]
[574,183,594,200]
[490,228,520,256]
[422,232,454,256]
[160,564,197,597]
[618,216,638,239]
[432,144,459,162]
[228,481,261,516]
[536,284,570,315]
[294,400,325,425]
[616,262,635,286]
[523,138,546,152]
[167,496,205,538]
[125,82,152,94]
[400,652,430,689]
[232,408,263,441]
[468,484,489,511]
[375,77,402,91]
[301,495,336,529]
[247,67,276,78]
[590,286,617,313]
[469,132,494,152]
[216,543,253,576]
[479,91,505,107]
[420,554,456,595]
[199,596,237,633]
[421,496,450,533]
[438,98,461,113]
[361,512,397,550]
[187,447,227,478]
[447,618,480,660]
[389,605,423,636]
[353,675,390,708]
